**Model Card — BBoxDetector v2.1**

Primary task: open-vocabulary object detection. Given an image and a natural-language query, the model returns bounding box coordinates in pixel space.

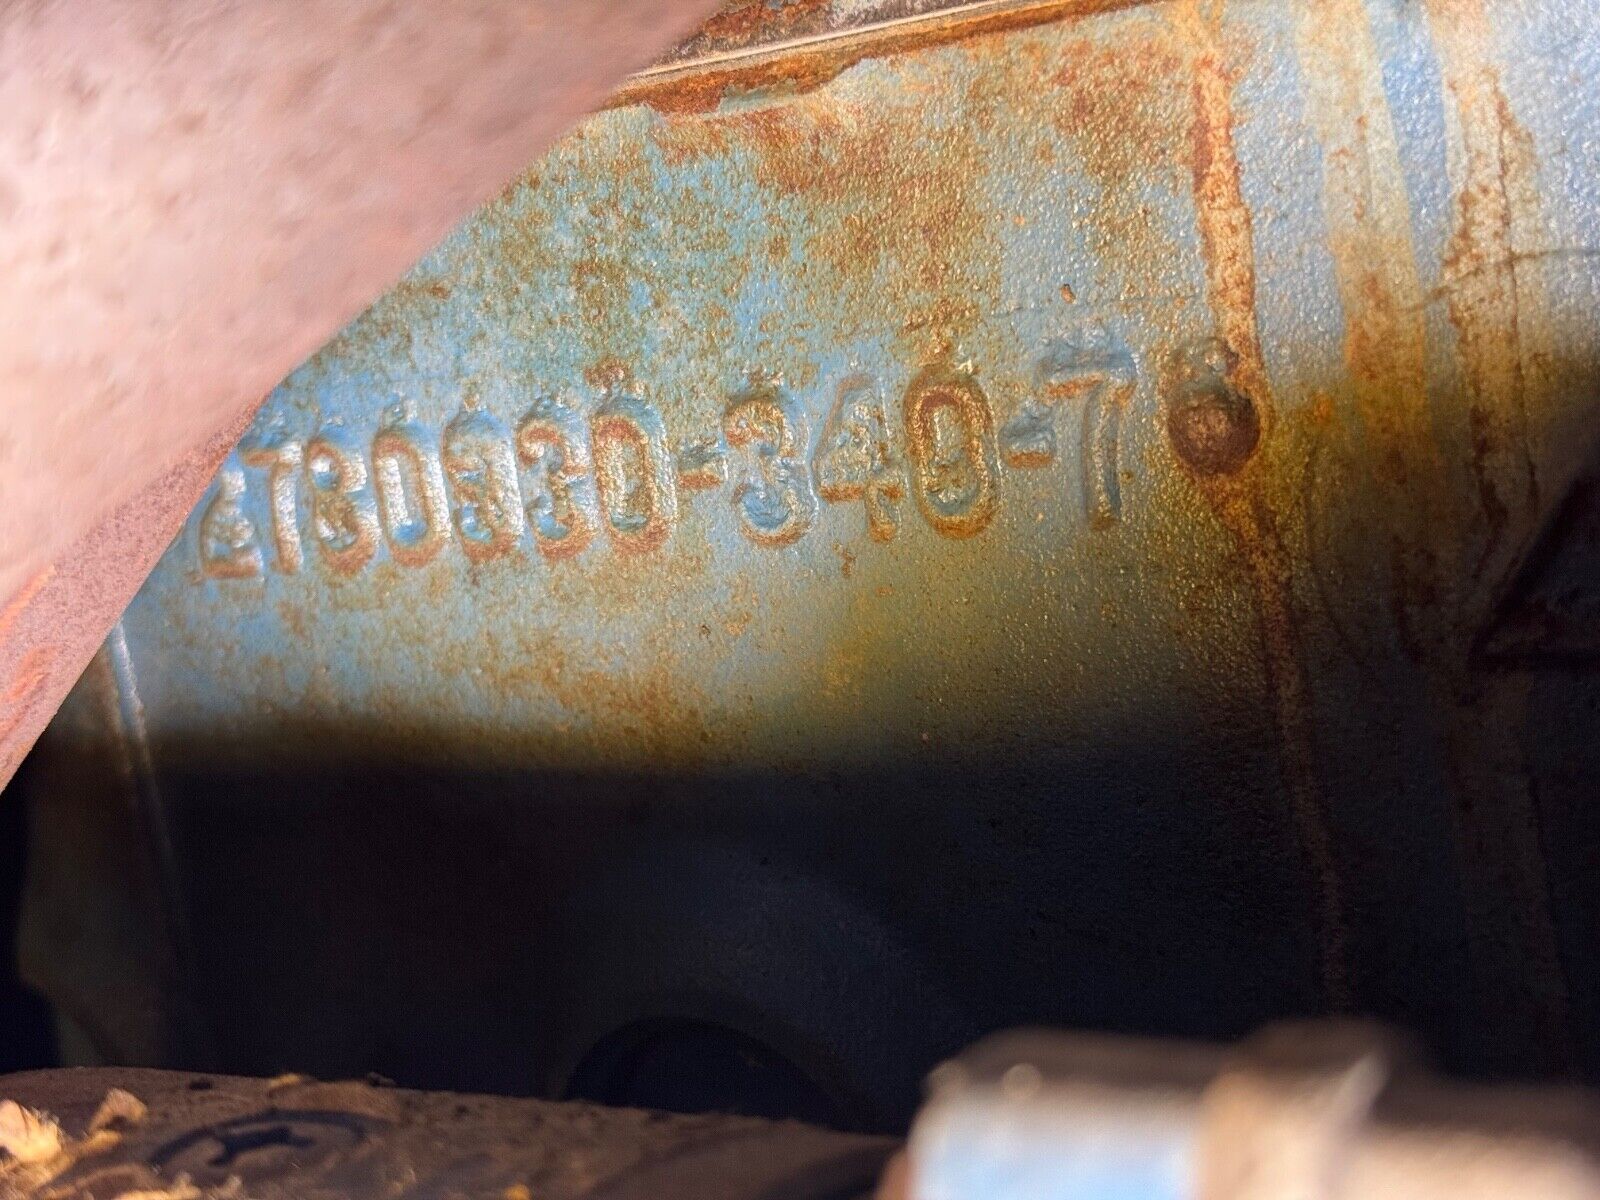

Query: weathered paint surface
[21,0,1600,1119]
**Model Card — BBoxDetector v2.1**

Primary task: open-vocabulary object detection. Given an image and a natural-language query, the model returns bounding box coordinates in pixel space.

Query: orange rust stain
[835,542,857,578]
[1424,0,1547,583]
[1293,0,1459,662]
[465,623,720,772]
[1421,0,1570,1070]
[2,648,55,708]
[682,0,836,58]
[903,365,1001,539]
[277,597,311,643]
[625,49,853,117]
[1295,0,1428,461]
[649,55,997,363]
[590,414,677,555]
[722,575,758,638]
[1173,1,1269,424]
[457,128,711,378]
[0,645,57,760]
[572,255,637,334]
[0,567,53,645]
[1048,28,1189,295]
[583,357,634,394]
[0,401,253,790]
[1171,0,1349,1006]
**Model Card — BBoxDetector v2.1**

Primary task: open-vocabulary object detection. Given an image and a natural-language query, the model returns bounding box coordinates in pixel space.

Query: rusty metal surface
[0,1068,893,1200]
[16,0,1600,1128]
[904,1022,1600,1200]
[0,0,723,788]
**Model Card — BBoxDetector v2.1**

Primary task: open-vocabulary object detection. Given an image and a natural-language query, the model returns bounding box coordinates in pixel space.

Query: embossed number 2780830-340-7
[199,348,1136,580]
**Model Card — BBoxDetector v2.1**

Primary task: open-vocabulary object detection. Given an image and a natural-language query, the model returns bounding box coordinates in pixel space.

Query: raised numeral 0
[591,392,678,554]
[371,409,452,567]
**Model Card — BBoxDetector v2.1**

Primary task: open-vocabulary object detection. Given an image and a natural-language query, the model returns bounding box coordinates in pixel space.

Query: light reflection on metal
[901,1023,1600,1200]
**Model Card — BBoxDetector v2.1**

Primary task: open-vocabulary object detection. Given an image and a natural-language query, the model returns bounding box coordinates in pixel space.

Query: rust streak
[0,569,57,778]
[0,647,55,778]
[1420,0,1570,1073]
[1,648,53,707]
[685,0,837,53]
[1172,0,1349,1007]
[1177,0,1270,426]
[1423,0,1547,586]
[1293,0,1461,662]
[1296,0,1428,471]
[0,567,53,644]
[0,409,252,790]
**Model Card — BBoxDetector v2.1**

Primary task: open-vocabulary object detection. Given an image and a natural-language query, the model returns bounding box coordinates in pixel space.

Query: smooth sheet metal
[24,0,1600,1118]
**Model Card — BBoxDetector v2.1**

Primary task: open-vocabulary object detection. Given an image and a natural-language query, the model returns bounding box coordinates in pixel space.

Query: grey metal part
[905,1023,1600,1200]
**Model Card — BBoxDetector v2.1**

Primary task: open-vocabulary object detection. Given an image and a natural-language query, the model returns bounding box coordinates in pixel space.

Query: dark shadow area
[567,1019,847,1128]
[51,723,1424,1134]
[1478,473,1600,665]
[0,751,59,1072]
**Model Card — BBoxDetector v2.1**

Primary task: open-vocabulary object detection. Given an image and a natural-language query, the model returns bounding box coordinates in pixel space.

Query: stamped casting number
[198,338,1140,581]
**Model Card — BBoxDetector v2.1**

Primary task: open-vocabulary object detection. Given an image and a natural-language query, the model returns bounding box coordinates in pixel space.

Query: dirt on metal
[0,1068,893,1200]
